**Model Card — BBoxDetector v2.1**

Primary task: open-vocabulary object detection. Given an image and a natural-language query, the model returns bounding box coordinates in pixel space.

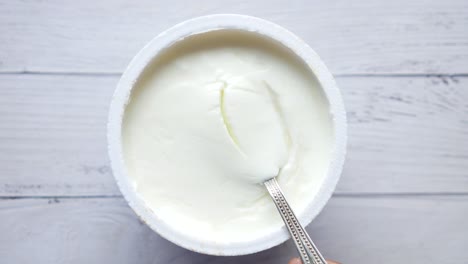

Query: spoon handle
[264,178,327,264]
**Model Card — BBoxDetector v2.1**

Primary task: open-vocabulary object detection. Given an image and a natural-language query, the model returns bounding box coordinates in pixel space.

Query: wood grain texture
[1,0,467,74]
[340,75,468,194]
[0,74,467,196]
[0,75,119,196]
[0,196,466,264]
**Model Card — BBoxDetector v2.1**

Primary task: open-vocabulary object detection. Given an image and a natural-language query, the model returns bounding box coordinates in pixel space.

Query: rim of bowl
[107,14,347,256]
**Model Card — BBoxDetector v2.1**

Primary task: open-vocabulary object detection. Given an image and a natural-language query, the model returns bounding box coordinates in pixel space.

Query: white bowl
[108,14,346,256]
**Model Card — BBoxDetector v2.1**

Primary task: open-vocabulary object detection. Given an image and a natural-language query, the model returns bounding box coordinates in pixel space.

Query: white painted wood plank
[1,74,467,196]
[0,0,467,74]
[0,196,466,263]
[340,75,468,194]
[0,75,120,196]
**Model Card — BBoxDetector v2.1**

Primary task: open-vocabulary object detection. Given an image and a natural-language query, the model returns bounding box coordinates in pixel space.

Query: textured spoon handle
[265,178,327,264]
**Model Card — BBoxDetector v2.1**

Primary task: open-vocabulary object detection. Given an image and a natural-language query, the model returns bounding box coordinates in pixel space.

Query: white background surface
[0,0,467,263]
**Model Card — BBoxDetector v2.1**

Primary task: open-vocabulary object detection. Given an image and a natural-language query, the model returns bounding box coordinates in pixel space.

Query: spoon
[264,178,327,264]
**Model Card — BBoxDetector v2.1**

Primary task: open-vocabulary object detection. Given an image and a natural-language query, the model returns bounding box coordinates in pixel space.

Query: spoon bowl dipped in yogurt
[108,15,346,256]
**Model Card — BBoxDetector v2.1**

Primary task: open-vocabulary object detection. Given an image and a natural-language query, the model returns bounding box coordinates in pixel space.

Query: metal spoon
[264,178,327,264]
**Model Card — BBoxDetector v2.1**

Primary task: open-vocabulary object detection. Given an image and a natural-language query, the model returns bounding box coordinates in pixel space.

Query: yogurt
[122,30,333,243]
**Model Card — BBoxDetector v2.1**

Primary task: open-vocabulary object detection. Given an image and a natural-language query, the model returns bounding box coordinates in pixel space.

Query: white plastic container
[108,14,346,256]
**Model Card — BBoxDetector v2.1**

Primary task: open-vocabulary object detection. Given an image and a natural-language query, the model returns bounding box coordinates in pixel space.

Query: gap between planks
[1,71,468,78]
[2,192,468,200]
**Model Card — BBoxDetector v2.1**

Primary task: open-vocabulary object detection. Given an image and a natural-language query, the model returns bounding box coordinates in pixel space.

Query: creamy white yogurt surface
[122,30,333,243]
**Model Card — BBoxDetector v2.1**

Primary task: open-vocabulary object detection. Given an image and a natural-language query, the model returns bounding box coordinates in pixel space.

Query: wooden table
[1,1,467,263]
